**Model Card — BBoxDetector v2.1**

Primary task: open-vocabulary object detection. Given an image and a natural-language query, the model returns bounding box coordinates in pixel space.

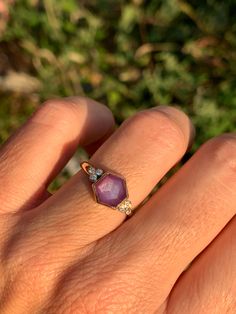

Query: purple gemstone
[93,173,127,207]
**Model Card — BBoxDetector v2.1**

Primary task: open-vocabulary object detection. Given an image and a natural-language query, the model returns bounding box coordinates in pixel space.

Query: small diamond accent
[119,206,126,213]
[88,167,96,174]
[95,169,103,176]
[89,174,97,182]
[125,200,132,207]
[117,199,132,215]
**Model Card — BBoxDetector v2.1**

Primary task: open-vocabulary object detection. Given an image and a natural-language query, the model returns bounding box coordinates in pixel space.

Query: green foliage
[0,0,236,149]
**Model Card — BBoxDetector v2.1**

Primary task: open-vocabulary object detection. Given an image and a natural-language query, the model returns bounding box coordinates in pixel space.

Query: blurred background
[0,1,235,178]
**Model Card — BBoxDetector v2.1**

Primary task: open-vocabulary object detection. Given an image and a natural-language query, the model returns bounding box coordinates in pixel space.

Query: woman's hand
[0,97,235,313]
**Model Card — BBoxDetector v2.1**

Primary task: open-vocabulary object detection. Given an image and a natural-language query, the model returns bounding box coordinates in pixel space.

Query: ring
[80,161,133,216]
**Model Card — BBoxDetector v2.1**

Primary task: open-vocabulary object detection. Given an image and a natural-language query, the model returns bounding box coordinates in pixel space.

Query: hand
[0,97,235,313]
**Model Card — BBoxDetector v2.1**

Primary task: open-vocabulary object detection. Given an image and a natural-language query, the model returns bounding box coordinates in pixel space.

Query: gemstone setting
[92,173,128,208]
[89,174,97,182]
[88,166,96,174]
[95,168,104,176]
[117,199,132,215]
[80,161,133,215]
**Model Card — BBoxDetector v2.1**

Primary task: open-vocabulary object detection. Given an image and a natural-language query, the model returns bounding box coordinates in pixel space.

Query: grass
[0,0,235,151]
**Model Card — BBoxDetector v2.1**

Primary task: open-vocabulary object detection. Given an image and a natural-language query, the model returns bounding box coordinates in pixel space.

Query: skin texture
[0,97,235,314]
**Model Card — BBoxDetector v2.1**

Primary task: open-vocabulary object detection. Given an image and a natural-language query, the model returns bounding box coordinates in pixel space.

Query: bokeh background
[0,0,235,152]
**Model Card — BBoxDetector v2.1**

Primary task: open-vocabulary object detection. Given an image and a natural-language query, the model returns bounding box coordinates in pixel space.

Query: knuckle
[2,242,62,309]
[32,97,87,132]
[40,97,81,120]
[49,280,142,314]
[3,227,56,293]
[203,133,236,175]
[45,246,143,313]
[124,108,186,150]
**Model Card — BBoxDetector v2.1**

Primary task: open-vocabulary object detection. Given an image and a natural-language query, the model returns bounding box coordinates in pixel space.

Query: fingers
[0,97,114,213]
[167,216,236,314]
[5,106,193,312]
[20,106,194,257]
[108,133,236,309]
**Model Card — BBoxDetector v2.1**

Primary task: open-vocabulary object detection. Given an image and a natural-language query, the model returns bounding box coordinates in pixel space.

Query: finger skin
[2,108,194,313]
[29,106,194,246]
[167,216,236,314]
[105,133,236,312]
[0,97,114,213]
[1,106,193,311]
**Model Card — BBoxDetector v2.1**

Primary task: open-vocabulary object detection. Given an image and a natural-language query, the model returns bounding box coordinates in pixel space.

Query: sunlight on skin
[0,98,235,313]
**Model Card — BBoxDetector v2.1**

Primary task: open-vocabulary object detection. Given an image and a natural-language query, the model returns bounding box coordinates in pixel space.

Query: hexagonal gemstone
[93,173,127,207]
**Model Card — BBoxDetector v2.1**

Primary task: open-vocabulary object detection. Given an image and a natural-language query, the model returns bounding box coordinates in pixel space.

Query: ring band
[80,161,133,216]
